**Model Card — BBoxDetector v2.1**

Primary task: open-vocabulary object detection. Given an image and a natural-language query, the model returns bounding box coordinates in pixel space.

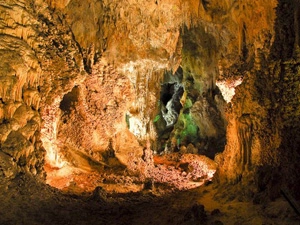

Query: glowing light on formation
[119,59,168,140]
[161,83,182,126]
[127,114,146,138]
[119,59,168,84]
[216,78,243,103]
[41,98,66,168]
[46,145,66,169]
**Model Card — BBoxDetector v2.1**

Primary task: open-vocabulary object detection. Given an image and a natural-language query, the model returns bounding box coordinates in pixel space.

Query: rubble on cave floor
[0,174,299,225]
[29,151,299,225]
[45,152,217,195]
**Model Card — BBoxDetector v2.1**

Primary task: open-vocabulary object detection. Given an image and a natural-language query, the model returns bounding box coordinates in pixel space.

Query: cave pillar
[237,114,253,171]
[40,97,64,168]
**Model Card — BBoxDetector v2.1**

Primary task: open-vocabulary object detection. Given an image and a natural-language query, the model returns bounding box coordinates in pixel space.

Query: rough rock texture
[0,0,84,182]
[53,0,300,201]
[1,0,300,215]
[216,0,300,201]
[1,175,298,225]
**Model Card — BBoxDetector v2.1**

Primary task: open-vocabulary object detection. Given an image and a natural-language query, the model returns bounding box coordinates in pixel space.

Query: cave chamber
[0,0,299,224]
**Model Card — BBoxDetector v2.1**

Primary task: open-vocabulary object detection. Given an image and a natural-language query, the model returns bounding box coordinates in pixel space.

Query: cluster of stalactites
[119,59,168,141]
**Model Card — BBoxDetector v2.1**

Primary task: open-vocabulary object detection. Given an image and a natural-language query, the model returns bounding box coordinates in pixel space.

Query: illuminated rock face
[1,0,300,198]
[0,0,84,181]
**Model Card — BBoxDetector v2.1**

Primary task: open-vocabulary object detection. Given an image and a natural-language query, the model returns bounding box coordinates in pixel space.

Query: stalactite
[0,77,17,103]
[170,36,182,74]
[241,22,248,60]
[23,89,41,110]
[118,59,167,141]
[2,131,35,172]
[13,105,36,128]
[27,66,41,89]
[14,69,27,102]
[4,101,22,120]
[21,120,39,141]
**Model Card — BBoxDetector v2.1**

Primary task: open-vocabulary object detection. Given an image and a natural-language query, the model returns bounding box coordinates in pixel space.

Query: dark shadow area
[155,69,184,153]
[257,0,300,200]
[0,174,207,225]
[59,86,80,114]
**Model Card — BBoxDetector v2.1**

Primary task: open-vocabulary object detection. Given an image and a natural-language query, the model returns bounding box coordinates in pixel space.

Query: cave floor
[0,174,299,225]
[44,152,216,194]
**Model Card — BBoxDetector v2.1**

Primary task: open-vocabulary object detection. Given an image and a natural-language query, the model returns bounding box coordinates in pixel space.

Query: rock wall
[0,0,84,181]
[216,0,300,200]
[44,0,281,194]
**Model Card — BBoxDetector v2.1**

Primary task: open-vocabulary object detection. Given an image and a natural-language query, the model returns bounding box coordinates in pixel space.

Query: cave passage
[160,82,184,127]
[43,69,218,194]
[154,69,185,153]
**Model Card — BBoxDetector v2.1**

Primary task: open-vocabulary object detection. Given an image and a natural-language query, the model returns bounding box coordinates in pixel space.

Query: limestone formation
[0,1,300,220]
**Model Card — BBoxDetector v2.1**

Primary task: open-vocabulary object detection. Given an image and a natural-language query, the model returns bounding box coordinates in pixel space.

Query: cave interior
[0,0,300,224]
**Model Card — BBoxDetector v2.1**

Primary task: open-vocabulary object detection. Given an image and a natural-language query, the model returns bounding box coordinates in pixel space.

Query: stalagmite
[41,97,64,168]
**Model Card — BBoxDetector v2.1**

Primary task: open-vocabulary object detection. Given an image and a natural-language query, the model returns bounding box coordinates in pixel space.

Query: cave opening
[59,86,79,116]
[43,86,80,169]
[160,80,184,127]
[41,22,225,200]
[43,86,94,191]
[41,64,221,194]
[154,68,184,154]
[154,65,227,162]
